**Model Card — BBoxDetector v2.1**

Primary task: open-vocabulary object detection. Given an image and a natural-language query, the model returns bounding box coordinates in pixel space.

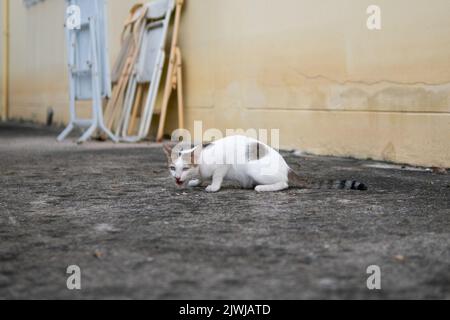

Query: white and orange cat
[164,135,367,193]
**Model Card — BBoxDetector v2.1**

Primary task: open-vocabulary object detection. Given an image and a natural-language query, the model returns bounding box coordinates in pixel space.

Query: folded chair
[118,0,176,142]
[58,0,116,143]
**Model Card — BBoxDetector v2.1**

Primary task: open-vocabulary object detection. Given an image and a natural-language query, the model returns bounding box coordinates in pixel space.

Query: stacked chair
[59,0,185,143]
[104,0,185,142]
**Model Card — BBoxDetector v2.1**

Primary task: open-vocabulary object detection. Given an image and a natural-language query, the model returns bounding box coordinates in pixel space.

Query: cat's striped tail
[288,170,368,191]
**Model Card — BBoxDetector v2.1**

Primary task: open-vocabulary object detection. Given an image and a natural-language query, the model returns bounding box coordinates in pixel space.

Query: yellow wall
[5,0,450,168]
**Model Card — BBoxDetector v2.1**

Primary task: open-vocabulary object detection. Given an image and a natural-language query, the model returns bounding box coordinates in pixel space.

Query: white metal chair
[58,0,117,143]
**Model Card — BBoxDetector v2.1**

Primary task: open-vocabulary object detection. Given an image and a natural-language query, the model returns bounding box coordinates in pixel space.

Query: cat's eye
[170,166,176,171]
[182,167,190,171]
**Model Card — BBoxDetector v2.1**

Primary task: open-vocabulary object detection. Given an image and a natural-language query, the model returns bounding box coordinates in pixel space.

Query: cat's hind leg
[255,182,289,193]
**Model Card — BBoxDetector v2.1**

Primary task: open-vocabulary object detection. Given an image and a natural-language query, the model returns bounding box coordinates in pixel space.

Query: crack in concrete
[293,70,450,87]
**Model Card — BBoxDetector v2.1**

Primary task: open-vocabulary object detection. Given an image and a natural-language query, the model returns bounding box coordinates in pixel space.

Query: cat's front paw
[188,179,201,188]
[206,185,220,193]
[255,185,265,193]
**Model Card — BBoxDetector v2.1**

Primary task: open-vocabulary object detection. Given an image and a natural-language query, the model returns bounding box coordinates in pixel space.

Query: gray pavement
[0,123,449,299]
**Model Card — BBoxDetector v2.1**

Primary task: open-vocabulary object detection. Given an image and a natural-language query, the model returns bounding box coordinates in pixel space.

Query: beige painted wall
[5,0,450,167]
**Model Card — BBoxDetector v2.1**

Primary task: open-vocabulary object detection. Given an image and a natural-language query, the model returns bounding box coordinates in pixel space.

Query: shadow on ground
[0,123,449,299]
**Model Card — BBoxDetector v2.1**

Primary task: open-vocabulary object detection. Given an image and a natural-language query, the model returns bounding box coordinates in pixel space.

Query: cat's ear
[163,143,176,162]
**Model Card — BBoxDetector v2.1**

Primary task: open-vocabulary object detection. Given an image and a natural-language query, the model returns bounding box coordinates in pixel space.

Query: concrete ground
[0,122,449,300]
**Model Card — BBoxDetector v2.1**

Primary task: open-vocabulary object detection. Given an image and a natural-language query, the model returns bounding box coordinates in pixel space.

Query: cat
[163,135,367,193]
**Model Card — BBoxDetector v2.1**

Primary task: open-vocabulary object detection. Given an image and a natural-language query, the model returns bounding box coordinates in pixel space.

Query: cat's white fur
[165,135,290,193]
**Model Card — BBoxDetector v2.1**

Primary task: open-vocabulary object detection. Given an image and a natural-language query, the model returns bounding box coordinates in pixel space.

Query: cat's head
[163,143,200,187]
